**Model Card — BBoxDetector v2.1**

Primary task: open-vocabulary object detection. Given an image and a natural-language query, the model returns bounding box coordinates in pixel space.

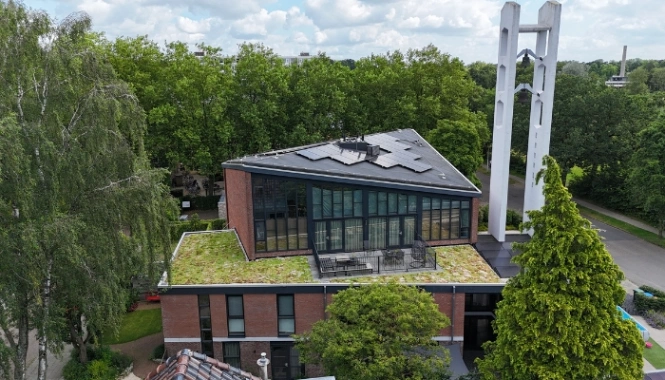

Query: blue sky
[25,0,665,64]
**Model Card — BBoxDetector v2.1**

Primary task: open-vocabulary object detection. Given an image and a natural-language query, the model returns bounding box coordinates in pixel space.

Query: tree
[627,67,649,94]
[0,3,175,379]
[561,61,588,77]
[295,283,451,380]
[427,118,485,187]
[629,115,665,236]
[477,156,644,380]
[649,67,665,92]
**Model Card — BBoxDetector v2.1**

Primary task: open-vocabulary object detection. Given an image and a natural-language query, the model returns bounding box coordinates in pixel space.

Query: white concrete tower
[488,2,521,243]
[521,2,561,225]
[488,1,562,242]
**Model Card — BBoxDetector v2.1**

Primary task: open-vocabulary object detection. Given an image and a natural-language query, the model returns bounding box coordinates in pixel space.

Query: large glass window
[278,295,295,337]
[253,176,307,253]
[198,295,213,357]
[227,296,245,337]
[421,196,471,241]
[223,342,241,368]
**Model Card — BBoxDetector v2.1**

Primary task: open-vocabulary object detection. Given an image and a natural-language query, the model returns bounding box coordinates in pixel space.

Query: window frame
[198,294,214,357]
[277,295,295,337]
[223,342,241,369]
[226,295,245,338]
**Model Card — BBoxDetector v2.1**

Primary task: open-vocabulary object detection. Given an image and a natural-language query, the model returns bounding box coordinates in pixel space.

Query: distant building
[606,45,629,88]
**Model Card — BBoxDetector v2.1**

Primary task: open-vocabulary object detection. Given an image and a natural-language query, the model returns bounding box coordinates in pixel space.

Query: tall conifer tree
[477,156,643,380]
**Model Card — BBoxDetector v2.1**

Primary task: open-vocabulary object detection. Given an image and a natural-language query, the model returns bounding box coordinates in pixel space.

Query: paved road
[477,168,665,290]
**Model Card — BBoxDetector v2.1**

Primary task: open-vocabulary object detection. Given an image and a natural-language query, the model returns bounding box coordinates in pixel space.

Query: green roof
[170,231,314,285]
[168,231,500,285]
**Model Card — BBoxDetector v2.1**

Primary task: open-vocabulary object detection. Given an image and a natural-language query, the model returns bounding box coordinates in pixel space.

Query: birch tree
[0,2,175,379]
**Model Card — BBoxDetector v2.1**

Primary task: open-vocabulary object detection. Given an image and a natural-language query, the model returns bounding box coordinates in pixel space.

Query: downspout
[451,286,456,343]
[323,285,327,320]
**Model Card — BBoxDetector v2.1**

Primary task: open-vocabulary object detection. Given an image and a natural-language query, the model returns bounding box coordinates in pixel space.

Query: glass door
[387,217,401,247]
[314,220,344,252]
[270,343,303,380]
[387,215,417,248]
[368,217,387,250]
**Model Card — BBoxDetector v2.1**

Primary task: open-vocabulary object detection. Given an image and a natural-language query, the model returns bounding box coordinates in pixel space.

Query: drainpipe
[323,285,327,320]
[451,286,456,343]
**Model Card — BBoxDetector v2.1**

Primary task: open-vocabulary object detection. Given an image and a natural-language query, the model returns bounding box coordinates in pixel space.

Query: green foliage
[170,215,226,241]
[634,286,665,314]
[151,343,165,361]
[477,205,522,231]
[295,283,451,380]
[628,114,665,236]
[643,338,665,370]
[477,156,644,380]
[64,346,131,380]
[427,118,486,187]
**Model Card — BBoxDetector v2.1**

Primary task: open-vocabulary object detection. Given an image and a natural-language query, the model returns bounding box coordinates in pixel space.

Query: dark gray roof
[223,129,481,197]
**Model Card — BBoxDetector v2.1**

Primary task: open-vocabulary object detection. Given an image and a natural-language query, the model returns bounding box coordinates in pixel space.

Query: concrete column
[522,1,562,226]
[488,2,520,242]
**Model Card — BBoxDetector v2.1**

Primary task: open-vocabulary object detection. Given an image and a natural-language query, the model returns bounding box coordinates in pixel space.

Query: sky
[26,0,665,64]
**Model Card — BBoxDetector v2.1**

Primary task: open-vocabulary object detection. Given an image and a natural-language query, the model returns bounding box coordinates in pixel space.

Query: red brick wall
[254,248,311,259]
[239,341,270,376]
[244,294,277,337]
[295,293,325,334]
[210,294,228,337]
[165,342,201,358]
[433,292,465,338]
[162,294,200,339]
[225,168,255,259]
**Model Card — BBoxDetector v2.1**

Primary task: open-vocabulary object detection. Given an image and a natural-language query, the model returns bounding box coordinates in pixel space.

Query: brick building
[159,130,506,380]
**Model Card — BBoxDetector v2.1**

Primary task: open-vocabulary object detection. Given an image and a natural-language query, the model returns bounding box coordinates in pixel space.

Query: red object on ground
[646,341,653,349]
[146,293,161,302]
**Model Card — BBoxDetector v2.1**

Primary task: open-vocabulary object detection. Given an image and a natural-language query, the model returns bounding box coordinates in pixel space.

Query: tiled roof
[145,349,261,380]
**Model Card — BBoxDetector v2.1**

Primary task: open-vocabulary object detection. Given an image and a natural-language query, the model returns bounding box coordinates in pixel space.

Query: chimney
[256,353,270,380]
[366,144,380,157]
[619,45,627,77]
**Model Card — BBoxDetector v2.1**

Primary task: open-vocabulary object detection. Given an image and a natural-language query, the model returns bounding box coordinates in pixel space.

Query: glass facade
[253,177,307,252]
[251,174,473,253]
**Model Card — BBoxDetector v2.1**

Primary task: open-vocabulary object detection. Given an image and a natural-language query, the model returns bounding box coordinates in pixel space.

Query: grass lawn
[577,206,665,249]
[644,338,665,369]
[102,308,162,345]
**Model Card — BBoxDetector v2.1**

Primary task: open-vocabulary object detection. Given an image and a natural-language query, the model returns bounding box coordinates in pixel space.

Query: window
[253,176,307,253]
[277,295,295,337]
[223,342,241,368]
[227,296,245,337]
[421,196,471,240]
[198,295,213,357]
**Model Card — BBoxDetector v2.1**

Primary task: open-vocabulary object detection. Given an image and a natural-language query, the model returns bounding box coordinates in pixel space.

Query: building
[606,45,629,88]
[222,129,481,260]
[158,130,506,380]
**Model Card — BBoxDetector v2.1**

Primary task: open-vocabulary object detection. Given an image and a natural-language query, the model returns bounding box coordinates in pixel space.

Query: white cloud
[29,0,665,64]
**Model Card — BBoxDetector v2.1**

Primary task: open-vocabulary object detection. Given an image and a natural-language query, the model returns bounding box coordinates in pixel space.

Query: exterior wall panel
[210,294,228,337]
[162,294,200,339]
[244,294,277,337]
[225,169,255,259]
[295,293,326,334]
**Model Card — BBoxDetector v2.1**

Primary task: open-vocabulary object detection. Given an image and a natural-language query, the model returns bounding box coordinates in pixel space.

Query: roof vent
[366,144,380,157]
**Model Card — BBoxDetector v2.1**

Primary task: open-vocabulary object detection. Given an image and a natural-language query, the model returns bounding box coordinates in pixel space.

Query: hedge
[63,345,132,380]
[634,285,665,313]
[478,205,523,231]
[170,216,227,241]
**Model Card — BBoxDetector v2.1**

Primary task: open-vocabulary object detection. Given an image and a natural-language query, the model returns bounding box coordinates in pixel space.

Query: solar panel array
[296,133,432,173]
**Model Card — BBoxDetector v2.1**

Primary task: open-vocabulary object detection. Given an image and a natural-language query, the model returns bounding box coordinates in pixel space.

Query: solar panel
[389,149,420,160]
[400,160,432,173]
[315,144,342,156]
[297,149,325,160]
[373,155,399,168]
[331,155,360,165]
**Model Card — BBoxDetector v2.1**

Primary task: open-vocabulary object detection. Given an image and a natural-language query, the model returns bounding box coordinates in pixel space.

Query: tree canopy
[629,114,665,237]
[295,283,451,380]
[0,2,175,379]
[476,156,644,380]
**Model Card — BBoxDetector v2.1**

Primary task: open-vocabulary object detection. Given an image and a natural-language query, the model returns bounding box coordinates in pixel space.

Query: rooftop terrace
[163,230,501,286]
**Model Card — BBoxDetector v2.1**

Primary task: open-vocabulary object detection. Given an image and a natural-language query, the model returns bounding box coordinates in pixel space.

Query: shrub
[151,343,165,361]
[209,218,226,230]
[63,345,132,380]
[170,216,227,241]
[634,285,665,313]
[622,293,637,315]
[477,204,523,231]
[643,310,665,329]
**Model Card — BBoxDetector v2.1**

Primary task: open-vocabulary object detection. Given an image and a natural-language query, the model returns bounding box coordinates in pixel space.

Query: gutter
[451,285,456,343]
